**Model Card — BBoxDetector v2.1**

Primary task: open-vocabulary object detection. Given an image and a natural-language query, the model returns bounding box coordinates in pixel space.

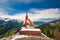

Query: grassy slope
[37,19,60,40]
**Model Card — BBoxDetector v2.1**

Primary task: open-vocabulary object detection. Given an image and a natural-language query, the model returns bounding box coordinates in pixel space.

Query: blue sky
[0,0,60,22]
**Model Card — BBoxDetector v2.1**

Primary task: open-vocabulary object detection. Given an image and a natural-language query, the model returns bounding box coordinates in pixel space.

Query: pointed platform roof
[23,13,34,27]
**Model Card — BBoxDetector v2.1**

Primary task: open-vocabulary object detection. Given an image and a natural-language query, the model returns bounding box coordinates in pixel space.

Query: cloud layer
[0,8,60,22]
[0,0,41,3]
[16,0,41,3]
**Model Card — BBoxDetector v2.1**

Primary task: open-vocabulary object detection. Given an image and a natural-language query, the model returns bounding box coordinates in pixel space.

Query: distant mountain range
[0,17,46,27]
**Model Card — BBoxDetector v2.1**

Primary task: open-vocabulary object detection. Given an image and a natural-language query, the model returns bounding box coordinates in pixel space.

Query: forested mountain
[37,19,60,40]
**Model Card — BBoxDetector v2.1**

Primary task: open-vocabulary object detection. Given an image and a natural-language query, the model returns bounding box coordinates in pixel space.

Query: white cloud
[0,8,8,15]
[0,8,60,22]
[29,8,60,21]
[0,0,8,3]
[0,0,42,4]
[14,0,41,3]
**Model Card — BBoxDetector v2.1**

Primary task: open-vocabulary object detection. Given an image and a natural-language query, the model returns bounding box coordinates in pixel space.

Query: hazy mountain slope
[37,19,60,40]
[0,18,23,38]
[34,21,45,26]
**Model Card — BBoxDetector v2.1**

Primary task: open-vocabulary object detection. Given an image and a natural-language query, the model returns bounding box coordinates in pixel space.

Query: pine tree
[46,30,51,37]
[51,32,54,38]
